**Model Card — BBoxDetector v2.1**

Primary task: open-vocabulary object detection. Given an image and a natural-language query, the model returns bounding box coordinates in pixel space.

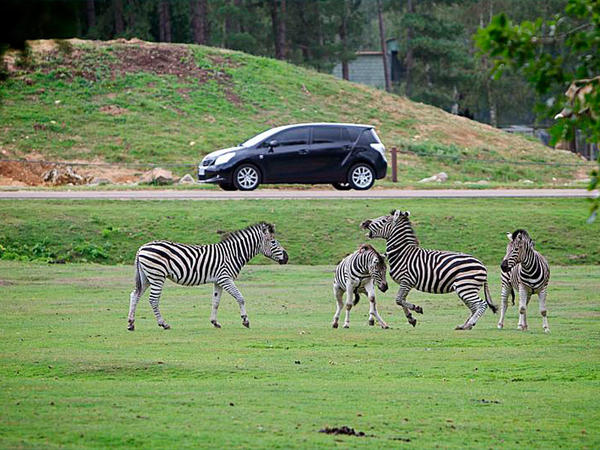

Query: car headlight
[214,152,235,166]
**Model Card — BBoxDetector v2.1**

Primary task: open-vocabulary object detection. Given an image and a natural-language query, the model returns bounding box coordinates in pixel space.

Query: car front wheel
[233,164,261,191]
[348,163,375,190]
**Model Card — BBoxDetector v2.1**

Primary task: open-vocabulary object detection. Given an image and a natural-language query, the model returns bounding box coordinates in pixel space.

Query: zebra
[332,244,389,329]
[127,222,288,331]
[499,229,550,332]
[360,210,497,330]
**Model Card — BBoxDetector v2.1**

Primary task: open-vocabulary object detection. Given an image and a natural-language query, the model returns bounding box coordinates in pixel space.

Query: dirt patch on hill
[99,105,128,116]
[14,39,230,85]
[0,160,141,186]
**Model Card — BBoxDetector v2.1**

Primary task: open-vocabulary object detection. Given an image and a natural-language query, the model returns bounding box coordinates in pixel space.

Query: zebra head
[360,209,411,239]
[259,223,289,265]
[501,229,533,273]
[368,251,389,293]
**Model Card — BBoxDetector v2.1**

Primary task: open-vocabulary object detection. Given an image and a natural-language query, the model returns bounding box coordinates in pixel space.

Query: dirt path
[0,188,595,200]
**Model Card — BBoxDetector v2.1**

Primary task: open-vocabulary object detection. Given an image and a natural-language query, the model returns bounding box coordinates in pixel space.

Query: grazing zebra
[360,210,497,330]
[499,229,550,332]
[127,223,288,330]
[332,244,389,329]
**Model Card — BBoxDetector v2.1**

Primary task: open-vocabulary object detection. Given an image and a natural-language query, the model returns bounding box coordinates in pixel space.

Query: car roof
[269,123,374,133]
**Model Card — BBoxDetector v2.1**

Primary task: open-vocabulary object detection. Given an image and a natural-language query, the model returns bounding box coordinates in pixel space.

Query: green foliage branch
[475,0,600,220]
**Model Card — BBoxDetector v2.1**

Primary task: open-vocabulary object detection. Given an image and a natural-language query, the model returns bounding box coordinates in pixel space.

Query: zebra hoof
[497,323,504,329]
[127,324,135,331]
[211,320,222,328]
[343,324,350,329]
[368,319,375,326]
[408,318,417,327]
[160,323,171,330]
[332,322,339,329]
[414,306,423,314]
[381,324,389,329]
[242,321,250,328]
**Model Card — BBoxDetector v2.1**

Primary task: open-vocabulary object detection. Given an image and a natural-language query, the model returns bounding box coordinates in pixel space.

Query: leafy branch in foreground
[475,0,600,221]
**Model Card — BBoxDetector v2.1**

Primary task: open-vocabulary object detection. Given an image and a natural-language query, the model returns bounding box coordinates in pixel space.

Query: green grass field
[1,198,598,265]
[1,39,592,186]
[0,261,598,448]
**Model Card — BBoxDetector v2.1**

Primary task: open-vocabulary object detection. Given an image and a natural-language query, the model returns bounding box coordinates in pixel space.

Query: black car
[197,123,387,191]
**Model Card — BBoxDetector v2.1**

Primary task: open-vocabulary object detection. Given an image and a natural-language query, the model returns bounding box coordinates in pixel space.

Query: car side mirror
[267,139,278,153]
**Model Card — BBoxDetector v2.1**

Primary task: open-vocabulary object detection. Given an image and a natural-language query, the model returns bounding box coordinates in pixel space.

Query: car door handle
[298,149,309,155]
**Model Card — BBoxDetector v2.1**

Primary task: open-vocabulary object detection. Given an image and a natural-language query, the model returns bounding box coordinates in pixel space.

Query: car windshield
[240,126,289,147]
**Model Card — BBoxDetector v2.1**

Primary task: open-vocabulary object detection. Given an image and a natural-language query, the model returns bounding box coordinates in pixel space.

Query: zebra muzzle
[279,251,289,265]
[500,260,510,273]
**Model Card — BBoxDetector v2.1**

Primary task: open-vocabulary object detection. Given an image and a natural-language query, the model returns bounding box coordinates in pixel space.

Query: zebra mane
[511,229,530,241]
[218,222,274,242]
[359,243,386,266]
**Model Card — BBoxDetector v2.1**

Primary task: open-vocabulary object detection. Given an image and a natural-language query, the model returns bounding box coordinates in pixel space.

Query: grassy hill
[0,38,591,185]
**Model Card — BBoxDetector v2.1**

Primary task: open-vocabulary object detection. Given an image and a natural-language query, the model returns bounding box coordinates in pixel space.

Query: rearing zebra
[127,222,288,330]
[332,243,389,329]
[499,229,550,332]
[360,210,497,330]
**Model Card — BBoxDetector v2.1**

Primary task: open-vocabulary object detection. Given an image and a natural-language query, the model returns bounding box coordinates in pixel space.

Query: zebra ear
[404,211,411,218]
[392,210,402,221]
[506,232,513,242]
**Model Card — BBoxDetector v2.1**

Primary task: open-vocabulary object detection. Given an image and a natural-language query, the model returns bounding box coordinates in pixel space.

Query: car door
[308,126,354,181]
[260,127,311,183]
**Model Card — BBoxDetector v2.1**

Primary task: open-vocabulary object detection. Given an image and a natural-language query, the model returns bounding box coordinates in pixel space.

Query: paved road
[0,188,596,200]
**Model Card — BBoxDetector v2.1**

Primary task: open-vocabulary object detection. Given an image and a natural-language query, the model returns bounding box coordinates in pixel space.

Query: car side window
[312,126,341,144]
[272,127,309,146]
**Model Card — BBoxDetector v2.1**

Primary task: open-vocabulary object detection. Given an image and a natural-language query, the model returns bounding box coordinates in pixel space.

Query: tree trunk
[278,0,286,59]
[190,0,208,44]
[404,0,414,96]
[339,1,349,80]
[113,0,124,36]
[377,0,391,92]
[159,1,172,42]
[270,0,281,59]
[86,0,96,31]
[480,3,497,127]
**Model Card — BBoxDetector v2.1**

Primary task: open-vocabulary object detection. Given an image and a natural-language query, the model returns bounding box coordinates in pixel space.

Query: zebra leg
[395,284,418,327]
[538,288,550,333]
[455,287,487,330]
[127,270,148,331]
[148,277,170,329]
[517,285,530,331]
[332,284,344,328]
[497,284,509,329]
[210,283,223,328]
[343,280,357,328]
[220,279,250,328]
[365,281,388,329]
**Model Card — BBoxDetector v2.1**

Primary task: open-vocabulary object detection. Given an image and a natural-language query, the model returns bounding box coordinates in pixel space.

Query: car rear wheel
[348,163,375,190]
[218,183,237,191]
[332,182,352,191]
[233,164,261,191]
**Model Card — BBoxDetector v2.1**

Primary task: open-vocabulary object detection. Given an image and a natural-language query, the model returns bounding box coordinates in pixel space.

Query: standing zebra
[332,244,389,329]
[127,223,288,330]
[499,229,550,332]
[360,210,497,330]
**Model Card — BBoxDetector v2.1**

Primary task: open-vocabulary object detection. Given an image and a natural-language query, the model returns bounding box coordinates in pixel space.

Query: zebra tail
[510,287,515,306]
[484,282,498,314]
[134,252,142,293]
[353,290,360,306]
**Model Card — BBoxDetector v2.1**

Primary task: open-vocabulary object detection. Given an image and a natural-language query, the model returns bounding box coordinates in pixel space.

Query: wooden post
[391,146,397,182]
